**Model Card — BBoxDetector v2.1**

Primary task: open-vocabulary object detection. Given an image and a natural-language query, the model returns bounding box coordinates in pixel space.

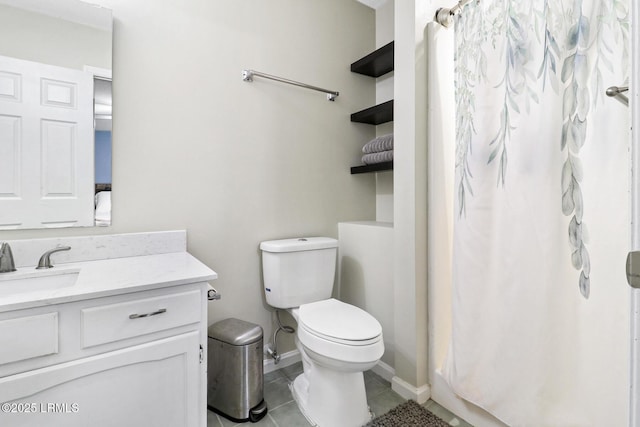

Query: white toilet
[260,237,384,427]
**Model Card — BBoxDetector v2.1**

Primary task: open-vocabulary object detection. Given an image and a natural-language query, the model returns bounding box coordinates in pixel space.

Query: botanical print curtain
[442,0,630,425]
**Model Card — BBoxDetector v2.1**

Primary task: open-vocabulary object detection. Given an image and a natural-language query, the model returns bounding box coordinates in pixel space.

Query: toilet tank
[259,237,338,309]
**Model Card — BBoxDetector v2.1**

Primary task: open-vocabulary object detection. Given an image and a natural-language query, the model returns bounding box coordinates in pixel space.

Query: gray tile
[364,369,390,387]
[212,363,473,427]
[206,410,223,427]
[264,369,284,384]
[424,400,457,423]
[264,376,295,410]
[423,400,474,427]
[268,400,313,427]
[367,388,406,419]
[244,413,279,427]
[364,372,389,400]
[208,410,239,427]
[212,410,276,427]
[277,362,304,382]
[211,410,240,427]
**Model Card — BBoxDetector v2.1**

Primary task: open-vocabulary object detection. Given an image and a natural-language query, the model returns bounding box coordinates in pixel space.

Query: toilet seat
[296,299,384,368]
[298,299,382,346]
[299,323,381,346]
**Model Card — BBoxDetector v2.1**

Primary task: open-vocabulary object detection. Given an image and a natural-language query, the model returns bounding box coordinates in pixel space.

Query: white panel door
[0,55,93,229]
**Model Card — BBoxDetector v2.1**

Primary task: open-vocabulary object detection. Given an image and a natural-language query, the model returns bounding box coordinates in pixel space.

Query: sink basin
[0,268,80,297]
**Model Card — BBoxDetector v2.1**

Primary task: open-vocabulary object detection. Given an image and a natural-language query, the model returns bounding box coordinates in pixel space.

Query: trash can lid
[208,318,263,345]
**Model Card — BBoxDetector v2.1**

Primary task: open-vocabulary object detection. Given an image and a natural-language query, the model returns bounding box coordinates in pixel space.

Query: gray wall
[0,0,378,354]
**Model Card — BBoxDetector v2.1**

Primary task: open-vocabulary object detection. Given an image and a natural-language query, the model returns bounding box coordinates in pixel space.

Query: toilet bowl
[289,299,384,427]
[259,237,385,427]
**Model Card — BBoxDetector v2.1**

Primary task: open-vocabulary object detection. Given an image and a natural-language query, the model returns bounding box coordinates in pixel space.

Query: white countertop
[0,252,218,313]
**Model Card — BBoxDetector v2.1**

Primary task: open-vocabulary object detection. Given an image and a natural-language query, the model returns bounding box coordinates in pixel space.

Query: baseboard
[263,349,302,374]
[391,376,431,404]
[371,360,395,383]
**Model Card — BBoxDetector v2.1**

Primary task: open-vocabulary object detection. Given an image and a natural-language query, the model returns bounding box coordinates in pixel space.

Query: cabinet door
[0,332,201,427]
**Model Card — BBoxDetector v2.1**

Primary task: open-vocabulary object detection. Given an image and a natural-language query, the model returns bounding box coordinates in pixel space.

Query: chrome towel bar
[242,69,339,101]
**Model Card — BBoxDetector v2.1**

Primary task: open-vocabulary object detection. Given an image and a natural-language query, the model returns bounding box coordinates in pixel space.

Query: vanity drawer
[81,290,201,348]
[0,312,58,365]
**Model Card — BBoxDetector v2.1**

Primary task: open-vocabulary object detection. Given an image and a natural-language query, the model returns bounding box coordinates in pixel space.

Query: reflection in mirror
[0,0,112,229]
[94,76,112,226]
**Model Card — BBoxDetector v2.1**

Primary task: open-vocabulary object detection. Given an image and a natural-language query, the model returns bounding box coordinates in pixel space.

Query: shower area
[425,0,634,426]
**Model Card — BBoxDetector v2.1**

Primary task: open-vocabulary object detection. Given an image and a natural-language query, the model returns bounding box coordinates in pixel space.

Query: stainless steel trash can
[207,318,267,423]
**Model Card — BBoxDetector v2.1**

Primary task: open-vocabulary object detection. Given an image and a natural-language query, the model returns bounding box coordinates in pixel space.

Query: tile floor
[207,362,473,427]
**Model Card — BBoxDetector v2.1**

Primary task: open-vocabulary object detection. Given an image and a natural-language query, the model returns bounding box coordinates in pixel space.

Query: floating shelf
[351,41,394,78]
[349,42,394,175]
[350,161,393,175]
[351,100,393,125]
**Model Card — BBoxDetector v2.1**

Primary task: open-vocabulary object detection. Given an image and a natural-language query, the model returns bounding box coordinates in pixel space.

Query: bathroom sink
[0,268,80,297]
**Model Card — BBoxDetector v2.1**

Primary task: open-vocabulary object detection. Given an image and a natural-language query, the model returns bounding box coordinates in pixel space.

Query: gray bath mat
[365,400,450,427]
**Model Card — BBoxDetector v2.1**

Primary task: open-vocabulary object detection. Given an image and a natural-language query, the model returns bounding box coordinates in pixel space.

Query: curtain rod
[242,69,339,101]
[435,0,474,28]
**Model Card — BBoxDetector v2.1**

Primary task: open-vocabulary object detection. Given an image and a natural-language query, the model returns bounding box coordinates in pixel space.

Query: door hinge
[199,345,204,364]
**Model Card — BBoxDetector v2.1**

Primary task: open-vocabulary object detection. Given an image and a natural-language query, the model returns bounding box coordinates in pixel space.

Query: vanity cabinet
[0,282,209,427]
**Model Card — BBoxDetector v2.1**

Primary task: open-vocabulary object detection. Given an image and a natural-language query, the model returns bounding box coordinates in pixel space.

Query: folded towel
[362,150,393,165]
[362,134,394,153]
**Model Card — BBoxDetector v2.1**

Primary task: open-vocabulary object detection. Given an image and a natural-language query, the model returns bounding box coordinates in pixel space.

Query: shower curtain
[442,1,631,426]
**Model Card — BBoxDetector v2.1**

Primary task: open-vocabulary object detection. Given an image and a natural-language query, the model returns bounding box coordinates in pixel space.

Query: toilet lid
[298,299,382,342]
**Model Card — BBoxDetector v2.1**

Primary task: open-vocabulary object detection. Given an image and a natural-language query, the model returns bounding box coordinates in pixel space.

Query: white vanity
[0,231,217,427]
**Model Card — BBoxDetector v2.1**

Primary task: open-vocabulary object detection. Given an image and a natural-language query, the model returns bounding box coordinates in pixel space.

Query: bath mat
[365,400,450,427]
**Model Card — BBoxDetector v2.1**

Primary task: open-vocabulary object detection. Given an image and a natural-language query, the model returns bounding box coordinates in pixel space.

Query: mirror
[0,0,112,229]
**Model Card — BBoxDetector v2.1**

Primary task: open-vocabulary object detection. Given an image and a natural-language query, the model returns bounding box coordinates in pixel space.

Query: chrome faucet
[36,246,71,269]
[0,243,16,273]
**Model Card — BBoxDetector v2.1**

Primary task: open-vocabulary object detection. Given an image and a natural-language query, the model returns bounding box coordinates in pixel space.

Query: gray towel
[362,134,393,153]
[362,150,393,165]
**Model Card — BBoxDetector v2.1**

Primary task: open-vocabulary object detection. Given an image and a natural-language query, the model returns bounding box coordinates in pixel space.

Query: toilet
[260,237,384,427]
